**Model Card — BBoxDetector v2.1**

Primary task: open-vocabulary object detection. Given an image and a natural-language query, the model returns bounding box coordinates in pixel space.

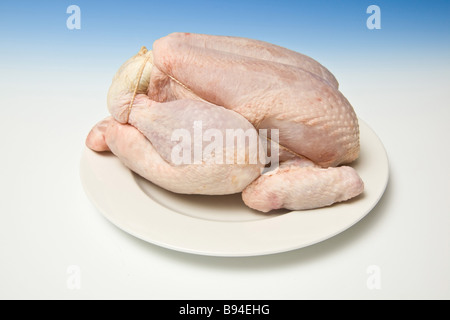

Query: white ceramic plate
[80,118,388,257]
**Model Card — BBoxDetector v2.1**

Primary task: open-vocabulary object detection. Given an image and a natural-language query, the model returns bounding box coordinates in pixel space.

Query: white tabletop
[1,1,449,300]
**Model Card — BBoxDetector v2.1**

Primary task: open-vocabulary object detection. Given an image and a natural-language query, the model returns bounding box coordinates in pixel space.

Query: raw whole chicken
[86,32,363,212]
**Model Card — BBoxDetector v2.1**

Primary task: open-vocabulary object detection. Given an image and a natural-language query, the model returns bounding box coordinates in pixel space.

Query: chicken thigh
[86,101,264,195]
[86,32,364,211]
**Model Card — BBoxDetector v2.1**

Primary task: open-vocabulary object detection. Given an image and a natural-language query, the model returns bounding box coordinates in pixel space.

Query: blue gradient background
[1,0,449,129]
[1,0,449,69]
